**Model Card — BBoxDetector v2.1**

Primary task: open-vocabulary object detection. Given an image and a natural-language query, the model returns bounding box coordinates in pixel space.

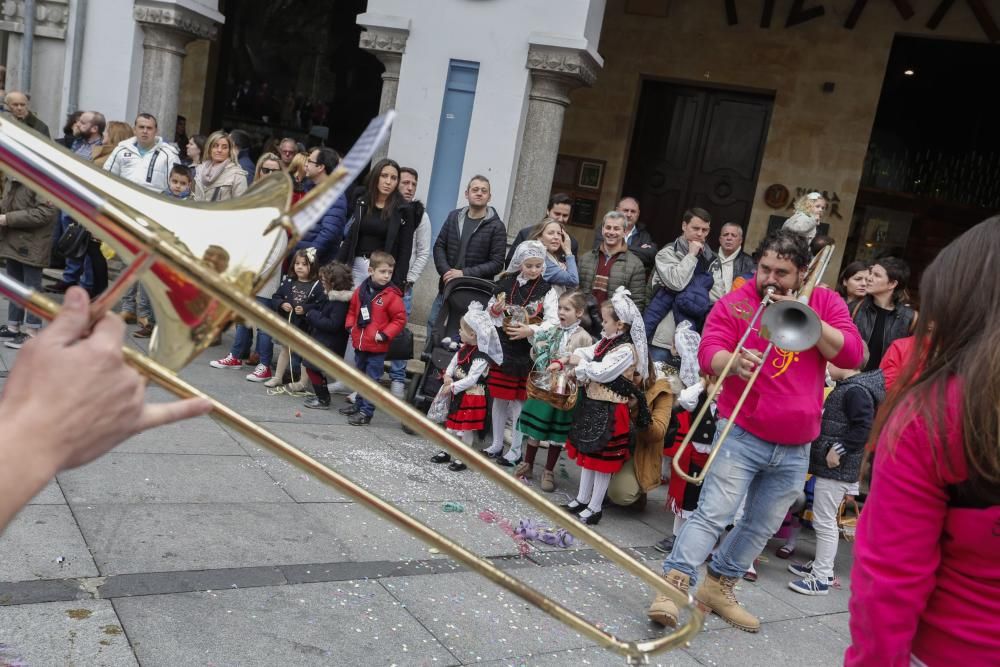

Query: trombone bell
[759,300,822,353]
[0,117,293,369]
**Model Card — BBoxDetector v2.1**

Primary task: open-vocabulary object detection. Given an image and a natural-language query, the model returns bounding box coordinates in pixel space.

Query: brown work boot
[647,569,690,627]
[539,469,556,492]
[695,571,761,632]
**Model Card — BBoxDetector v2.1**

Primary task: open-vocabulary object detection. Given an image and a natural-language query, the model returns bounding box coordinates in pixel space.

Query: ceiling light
[903,69,915,76]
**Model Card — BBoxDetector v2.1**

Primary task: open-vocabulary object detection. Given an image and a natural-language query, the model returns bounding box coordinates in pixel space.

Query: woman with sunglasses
[254,152,283,182]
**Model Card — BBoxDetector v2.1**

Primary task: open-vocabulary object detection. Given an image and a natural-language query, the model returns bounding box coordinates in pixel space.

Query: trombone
[672,245,834,485]
[0,115,703,664]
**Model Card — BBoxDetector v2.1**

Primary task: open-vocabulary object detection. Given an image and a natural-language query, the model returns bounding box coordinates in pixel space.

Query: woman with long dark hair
[846,216,1000,665]
[851,256,916,371]
[337,158,414,288]
[837,260,868,303]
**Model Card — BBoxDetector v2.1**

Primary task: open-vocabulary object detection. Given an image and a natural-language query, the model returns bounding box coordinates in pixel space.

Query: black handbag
[55,221,92,260]
[385,326,414,361]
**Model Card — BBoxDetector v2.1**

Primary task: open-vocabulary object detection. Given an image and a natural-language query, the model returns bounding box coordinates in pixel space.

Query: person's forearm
[710,349,734,378]
[816,320,845,360]
[0,412,62,530]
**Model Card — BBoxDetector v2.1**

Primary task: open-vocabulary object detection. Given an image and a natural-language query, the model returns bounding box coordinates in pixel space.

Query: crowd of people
[1,94,997,665]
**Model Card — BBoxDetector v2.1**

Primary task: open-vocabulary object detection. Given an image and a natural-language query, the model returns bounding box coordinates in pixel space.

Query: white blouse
[574,336,635,383]
[445,354,490,394]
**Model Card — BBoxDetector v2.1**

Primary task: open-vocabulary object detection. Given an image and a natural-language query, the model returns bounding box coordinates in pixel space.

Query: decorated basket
[527,370,579,411]
[838,496,860,542]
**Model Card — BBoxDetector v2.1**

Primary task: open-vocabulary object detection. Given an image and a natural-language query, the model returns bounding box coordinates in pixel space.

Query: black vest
[809,370,886,482]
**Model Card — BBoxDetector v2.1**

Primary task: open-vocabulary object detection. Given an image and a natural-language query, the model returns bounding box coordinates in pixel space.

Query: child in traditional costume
[514,290,593,491]
[429,302,503,472]
[563,287,651,525]
[483,240,559,466]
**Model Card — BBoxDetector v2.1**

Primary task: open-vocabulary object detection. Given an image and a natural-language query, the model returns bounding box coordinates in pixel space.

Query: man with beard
[646,230,862,633]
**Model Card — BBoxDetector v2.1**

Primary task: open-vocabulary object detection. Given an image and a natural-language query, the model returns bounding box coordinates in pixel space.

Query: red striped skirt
[487,369,527,401]
[565,402,631,473]
[446,392,487,431]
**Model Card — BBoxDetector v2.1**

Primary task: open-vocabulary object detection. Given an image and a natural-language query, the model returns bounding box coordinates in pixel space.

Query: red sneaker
[246,363,273,382]
[210,354,242,369]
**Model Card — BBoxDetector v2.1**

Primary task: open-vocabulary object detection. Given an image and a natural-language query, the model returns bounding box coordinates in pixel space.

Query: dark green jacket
[578,246,648,310]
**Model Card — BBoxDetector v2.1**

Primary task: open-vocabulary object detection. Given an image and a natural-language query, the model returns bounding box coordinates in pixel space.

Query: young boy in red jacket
[341,251,407,425]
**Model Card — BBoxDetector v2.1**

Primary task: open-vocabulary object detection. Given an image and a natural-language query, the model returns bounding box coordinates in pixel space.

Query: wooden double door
[623,81,774,246]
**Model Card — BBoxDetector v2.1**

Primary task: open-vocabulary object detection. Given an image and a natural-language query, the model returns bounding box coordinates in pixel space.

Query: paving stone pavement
[0,307,854,666]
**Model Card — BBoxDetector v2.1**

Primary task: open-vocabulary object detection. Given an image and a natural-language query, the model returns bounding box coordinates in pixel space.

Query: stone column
[359,27,408,163]
[507,45,600,240]
[133,3,218,142]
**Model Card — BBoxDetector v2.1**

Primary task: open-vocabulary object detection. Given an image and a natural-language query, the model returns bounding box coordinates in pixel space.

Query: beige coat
[194,160,248,202]
[0,177,58,267]
[607,377,676,505]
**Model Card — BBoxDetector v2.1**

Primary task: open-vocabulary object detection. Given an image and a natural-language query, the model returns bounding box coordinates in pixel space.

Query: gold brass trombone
[672,245,835,485]
[0,116,702,663]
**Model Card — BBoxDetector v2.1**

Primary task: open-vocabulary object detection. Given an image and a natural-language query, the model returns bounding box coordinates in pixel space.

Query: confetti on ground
[441,501,464,512]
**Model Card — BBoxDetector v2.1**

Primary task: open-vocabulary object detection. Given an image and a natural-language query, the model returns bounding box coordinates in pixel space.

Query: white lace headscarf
[463,301,503,365]
[504,240,546,276]
[610,286,648,381]
[674,319,702,389]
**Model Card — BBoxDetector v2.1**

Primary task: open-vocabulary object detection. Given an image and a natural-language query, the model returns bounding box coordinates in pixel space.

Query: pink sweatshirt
[698,279,863,444]
[846,381,1000,666]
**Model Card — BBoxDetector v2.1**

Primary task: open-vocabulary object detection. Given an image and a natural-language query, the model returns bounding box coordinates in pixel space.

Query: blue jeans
[353,350,386,417]
[649,346,679,365]
[229,297,274,366]
[426,292,445,338]
[120,284,153,321]
[6,260,43,329]
[663,418,810,585]
[56,215,94,289]
[389,288,413,383]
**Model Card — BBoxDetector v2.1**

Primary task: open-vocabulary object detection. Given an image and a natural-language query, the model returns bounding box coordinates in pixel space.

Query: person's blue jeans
[56,214,94,289]
[663,418,810,586]
[229,296,274,366]
[120,284,154,321]
[353,349,386,417]
[426,292,445,339]
[389,288,413,383]
[649,346,679,365]
[6,260,44,329]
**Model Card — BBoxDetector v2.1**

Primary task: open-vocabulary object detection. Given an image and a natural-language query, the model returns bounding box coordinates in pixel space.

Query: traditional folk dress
[667,387,717,518]
[444,345,492,432]
[517,322,593,443]
[565,333,644,474]
[485,272,558,401]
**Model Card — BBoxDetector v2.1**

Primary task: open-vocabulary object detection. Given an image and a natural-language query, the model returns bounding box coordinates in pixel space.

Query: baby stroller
[406,276,495,426]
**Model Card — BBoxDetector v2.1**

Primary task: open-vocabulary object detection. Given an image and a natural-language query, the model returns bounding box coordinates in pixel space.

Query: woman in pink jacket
[846,215,1000,666]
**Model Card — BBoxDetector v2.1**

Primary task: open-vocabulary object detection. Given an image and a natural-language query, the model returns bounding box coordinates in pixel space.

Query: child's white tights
[487,399,523,456]
[575,468,612,513]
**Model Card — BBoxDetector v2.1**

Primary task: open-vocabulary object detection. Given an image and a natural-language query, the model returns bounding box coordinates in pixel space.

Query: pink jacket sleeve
[698,299,739,376]
[845,402,962,666]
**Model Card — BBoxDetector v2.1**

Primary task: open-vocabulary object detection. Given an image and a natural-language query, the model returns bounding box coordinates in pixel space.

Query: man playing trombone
[647,230,863,633]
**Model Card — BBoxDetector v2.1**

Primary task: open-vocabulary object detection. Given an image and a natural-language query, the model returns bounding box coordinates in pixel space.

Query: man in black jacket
[427,175,506,332]
[591,196,657,271]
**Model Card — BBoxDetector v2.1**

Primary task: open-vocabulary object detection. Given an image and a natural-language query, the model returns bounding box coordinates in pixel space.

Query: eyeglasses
[306,159,320,166]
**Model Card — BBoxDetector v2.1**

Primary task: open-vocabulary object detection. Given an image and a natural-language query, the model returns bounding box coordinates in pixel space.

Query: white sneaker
[347,392,357,404]
[330,381,350,394]
[390,380,406,398]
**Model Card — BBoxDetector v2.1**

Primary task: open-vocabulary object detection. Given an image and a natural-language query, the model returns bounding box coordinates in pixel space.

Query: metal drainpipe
[65,0,88,112]
[20,0,36,92]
